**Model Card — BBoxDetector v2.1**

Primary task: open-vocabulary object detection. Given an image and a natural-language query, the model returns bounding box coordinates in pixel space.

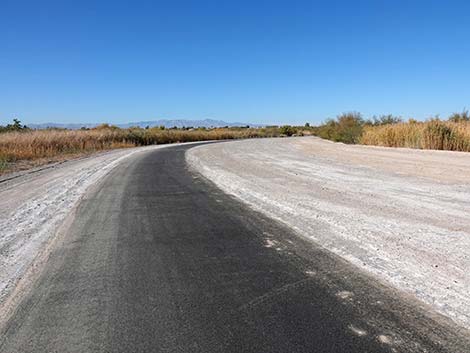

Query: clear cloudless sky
[1,0,470,125]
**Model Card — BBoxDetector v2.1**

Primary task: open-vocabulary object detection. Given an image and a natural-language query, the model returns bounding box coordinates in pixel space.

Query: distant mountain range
[28,119,262,129]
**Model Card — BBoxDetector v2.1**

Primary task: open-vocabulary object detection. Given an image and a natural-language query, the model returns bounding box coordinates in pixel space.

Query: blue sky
[1,0,470,125]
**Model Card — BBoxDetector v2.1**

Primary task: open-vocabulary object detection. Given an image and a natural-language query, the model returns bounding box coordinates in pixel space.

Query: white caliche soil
[187,137,470,330]
[0,144,178,311]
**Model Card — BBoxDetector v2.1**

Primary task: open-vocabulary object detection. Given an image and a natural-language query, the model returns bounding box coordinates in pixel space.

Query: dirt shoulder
[186,137,470,331]
[0,152,99,177]
[294,137,470,184]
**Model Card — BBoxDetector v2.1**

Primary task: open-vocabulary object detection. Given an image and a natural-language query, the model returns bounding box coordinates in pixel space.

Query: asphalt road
[0,143,466,352]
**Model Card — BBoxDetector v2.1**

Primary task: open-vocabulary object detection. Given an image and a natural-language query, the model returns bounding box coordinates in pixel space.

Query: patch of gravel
[186,137,470,330]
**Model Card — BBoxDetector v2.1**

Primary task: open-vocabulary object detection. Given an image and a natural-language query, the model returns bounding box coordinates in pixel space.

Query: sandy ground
[0,144,188,311]
[186,137,470,330]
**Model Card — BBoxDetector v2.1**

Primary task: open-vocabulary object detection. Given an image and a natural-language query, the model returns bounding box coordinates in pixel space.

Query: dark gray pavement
[0,143,467,352]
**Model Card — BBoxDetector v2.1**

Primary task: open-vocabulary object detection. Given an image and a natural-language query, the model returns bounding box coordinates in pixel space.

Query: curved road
[0,143,466,352]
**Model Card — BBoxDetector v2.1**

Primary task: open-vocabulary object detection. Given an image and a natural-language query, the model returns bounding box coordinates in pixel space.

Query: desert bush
[312,112,364,144]
[0,118,29,133]
[335,112,364,143]
[448,109,470,122]
[366,114,403,126]
[279,125,297,136]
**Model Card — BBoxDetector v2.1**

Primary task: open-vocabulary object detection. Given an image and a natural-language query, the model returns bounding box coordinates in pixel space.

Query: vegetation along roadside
[0,122,292,175]
[2,110,470,175]
[310,110,470,152]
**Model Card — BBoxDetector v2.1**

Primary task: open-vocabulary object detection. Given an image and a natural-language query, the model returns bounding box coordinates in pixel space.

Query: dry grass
[0,126,280,174]
[360,120,470,151]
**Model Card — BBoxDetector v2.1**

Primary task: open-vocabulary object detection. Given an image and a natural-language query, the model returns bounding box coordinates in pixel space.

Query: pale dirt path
[186,137,470,330]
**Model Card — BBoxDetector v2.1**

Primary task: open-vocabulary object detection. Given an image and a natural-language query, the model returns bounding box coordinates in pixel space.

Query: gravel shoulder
[186,136,470,330]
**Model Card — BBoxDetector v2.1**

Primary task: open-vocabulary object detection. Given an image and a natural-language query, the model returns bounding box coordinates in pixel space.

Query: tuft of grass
[0,156,7,172]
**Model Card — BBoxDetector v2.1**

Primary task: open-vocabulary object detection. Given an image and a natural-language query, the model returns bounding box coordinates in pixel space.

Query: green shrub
[0,156,7,171]
[448,110,470,122]
[279,125,297,136]
[0,118,29,133]
[366,114,403,126]
[312,112,364,144]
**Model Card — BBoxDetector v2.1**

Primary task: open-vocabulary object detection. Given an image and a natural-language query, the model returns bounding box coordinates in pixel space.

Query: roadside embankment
[186,136,470,330]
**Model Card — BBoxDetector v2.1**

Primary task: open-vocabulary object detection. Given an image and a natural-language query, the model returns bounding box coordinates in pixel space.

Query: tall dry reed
[0,126,281,173]
[360,120,470,151]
